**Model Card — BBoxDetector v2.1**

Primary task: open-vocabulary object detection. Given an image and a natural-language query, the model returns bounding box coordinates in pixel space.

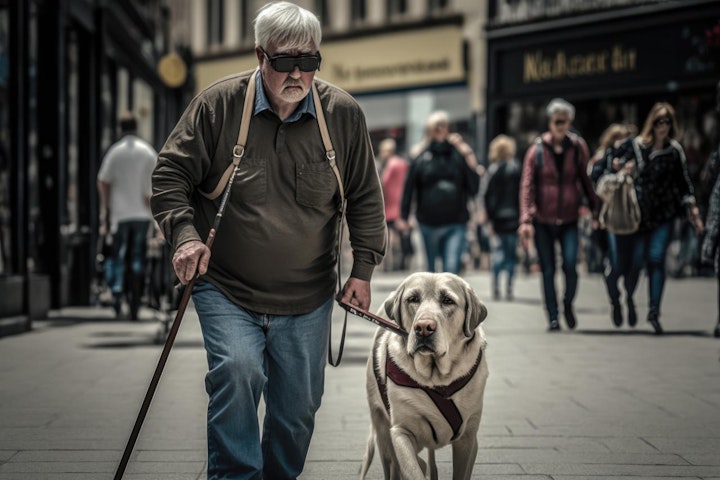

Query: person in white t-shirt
[97,113,157,319]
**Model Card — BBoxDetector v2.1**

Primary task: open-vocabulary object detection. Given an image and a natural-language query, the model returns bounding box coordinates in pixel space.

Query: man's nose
[289,66,302,78]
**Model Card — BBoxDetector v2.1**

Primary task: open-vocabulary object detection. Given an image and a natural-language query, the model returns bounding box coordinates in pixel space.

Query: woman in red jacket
[519,98,599,331]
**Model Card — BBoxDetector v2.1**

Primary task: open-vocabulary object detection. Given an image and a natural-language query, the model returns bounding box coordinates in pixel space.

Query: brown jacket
[152,70,386,314]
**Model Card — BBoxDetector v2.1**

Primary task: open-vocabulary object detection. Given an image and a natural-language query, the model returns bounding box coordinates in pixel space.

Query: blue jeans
[626,222,673,315]
[604,231,637,304]
[534,221,579,319]
[492,232,518,290]
[192,281,332,480]
[418,223,467,274]
[105,220,150,295]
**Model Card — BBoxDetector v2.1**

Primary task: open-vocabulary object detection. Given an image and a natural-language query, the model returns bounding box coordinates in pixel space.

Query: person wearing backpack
[519,98,599,331]
[483,134,521,300]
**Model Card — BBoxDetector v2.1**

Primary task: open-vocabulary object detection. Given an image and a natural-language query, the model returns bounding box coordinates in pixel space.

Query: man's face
[549,112,571,141]
[257,43,318,108]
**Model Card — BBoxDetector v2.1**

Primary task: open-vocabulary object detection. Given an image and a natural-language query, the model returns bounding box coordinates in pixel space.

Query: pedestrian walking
[397,111,480,274]
[97,112,157,320]
[590,123,638,327]
[150,3,386,478]
[701,172,720,338]
[482,134,521,300]
[378,138,413,271]
[518,98,599,331]
[625,102,703,334]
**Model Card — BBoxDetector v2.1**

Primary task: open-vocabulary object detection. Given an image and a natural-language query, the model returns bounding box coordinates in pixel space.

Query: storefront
[193,17,473,158]
[486,0,720,186]
[0,0,189,335]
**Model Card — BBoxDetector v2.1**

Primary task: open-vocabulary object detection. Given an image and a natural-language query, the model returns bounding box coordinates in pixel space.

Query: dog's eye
[441,295,455,306]
[406,295,420,304]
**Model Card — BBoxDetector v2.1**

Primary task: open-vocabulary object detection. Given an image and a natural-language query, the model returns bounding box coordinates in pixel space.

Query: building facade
[486,0,720,194]
[0,0,190,335]
[165,0,487,158]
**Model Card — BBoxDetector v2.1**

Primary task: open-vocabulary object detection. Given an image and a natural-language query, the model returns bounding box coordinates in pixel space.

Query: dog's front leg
[390,426,425,480]
[451,431,478,480]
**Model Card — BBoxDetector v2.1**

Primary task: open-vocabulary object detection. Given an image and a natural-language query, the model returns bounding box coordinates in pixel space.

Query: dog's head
[382,272,487,358]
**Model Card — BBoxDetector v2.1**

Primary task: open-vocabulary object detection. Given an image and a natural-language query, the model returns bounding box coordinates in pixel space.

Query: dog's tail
[359,426,375,479]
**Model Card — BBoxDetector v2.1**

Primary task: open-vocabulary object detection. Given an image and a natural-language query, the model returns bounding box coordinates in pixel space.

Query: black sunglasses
[261,48,322,72]
[553,119,568,126]
[654,118,671,127]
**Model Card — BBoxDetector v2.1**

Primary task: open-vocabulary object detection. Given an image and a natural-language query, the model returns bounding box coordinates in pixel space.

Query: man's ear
[463,285,487,337]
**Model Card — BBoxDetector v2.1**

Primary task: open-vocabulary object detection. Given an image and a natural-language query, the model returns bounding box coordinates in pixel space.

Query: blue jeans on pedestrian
[418,222,467,274]
[492,232,518,292]
[192,281,332,480]
[105,220,150,295]
[626,221,673,316]
[604,231,637,304]
[534,221,579,320]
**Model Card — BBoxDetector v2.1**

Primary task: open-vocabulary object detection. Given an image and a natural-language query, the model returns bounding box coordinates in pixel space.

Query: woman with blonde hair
[590,123,636,327]
[483,134,521,299]
[624,102,703,334]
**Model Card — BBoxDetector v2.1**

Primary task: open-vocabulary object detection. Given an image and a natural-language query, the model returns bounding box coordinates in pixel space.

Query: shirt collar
[253,70,316,123]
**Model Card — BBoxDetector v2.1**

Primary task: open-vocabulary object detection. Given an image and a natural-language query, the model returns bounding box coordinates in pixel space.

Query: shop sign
[493,17,720,96]
[195,25,465,94]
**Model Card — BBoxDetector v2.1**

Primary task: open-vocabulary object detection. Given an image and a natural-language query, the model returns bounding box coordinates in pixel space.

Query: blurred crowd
[376,94,720,338]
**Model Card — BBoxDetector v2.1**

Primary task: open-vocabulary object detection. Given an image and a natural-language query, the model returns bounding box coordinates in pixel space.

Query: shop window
[239,0,250,43]
[207,0,224,48]
[315,0,330,28]
[351,0,366,23]
[387,0,408,18]
[429,0,449,12]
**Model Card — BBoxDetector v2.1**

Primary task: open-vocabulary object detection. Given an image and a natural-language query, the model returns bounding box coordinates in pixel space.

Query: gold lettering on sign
[523,45,636,84]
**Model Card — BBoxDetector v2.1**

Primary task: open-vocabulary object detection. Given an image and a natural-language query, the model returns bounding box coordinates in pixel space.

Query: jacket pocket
[296,161,337,208]
[234,157,267,204]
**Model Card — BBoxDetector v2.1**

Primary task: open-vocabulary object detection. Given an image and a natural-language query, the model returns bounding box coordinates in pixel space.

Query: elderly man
[151,3,385,478]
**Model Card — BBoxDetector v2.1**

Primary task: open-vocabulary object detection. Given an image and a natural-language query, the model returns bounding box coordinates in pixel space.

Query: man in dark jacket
[398,111,480,274]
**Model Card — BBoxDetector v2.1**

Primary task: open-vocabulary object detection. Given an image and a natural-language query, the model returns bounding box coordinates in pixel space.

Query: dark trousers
[534,221,579,320]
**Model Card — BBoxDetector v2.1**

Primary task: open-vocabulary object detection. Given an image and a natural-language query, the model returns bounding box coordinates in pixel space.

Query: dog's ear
[383,285,405,328]
[463,285,487,337]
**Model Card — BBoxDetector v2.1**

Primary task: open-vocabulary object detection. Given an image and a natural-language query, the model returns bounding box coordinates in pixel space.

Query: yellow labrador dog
[360,272,488,480]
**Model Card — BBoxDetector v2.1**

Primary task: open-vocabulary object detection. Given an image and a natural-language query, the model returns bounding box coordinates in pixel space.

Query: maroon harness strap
[374,347,483,440]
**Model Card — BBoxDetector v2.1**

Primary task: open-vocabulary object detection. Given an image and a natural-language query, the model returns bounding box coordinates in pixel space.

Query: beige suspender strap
[199,69,258,200]
[312,82,346,213]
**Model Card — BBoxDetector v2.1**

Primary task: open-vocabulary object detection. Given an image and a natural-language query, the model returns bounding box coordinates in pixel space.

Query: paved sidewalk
[0,270,718,479]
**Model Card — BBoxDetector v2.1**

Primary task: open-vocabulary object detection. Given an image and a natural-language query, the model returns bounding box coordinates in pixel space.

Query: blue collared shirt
[253,70,316,123]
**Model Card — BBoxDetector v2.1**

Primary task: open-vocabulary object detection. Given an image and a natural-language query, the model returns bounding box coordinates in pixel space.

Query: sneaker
[492,289,501,301]
[563,302,577,330]
[627,298,637,328]
[548,318,561,332]
[611,301,623,327]
[648,310,663,335]
[714,320,720,338]
[506,288,514,301]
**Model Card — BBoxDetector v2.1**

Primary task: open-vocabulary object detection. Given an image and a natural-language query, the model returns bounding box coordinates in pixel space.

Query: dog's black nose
[414,319,436,337]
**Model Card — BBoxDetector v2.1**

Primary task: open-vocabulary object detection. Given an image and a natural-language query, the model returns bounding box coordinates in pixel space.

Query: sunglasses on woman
[261,48,322,72]
[654,118,671,127]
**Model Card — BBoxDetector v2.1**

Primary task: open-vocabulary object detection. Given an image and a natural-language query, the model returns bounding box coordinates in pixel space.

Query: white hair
[546,98,575,120]
[254,2,321,51]
[425,110,450,132]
